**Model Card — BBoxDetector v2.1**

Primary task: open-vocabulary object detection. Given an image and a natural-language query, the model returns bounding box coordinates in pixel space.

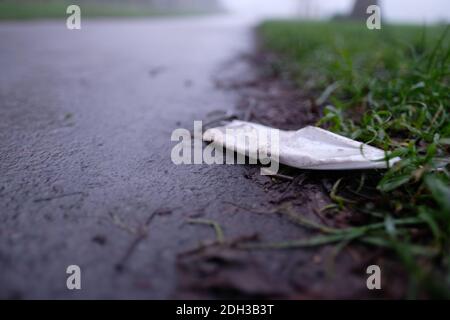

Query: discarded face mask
[202,120,400,172]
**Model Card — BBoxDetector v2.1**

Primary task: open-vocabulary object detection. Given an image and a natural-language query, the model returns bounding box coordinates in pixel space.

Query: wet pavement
[0,16,377,299]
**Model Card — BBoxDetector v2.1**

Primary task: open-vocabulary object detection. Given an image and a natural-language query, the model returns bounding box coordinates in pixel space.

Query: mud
[174,50,409,299]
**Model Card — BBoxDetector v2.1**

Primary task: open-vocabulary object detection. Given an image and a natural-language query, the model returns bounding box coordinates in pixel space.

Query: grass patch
[259,20,450,297]
[0,0,203,20]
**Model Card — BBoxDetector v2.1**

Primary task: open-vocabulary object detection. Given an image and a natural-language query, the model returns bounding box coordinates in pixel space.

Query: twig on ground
[34,192,86,203]
[186,218,225,244]
[115,208,171,272]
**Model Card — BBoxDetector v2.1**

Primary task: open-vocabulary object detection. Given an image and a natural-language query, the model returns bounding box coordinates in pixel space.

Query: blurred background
[0,0,449,23]
[224,0,450,23]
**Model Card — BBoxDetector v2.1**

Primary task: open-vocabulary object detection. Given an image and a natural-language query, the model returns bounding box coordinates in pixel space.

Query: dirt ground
[174,52,409,299]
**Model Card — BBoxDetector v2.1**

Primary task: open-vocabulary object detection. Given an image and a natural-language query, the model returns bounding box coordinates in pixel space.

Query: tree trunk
[350,0,379,20]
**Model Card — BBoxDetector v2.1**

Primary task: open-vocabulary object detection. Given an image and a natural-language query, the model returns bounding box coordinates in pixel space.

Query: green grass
[0,1,202,20]
[259,20,450,298]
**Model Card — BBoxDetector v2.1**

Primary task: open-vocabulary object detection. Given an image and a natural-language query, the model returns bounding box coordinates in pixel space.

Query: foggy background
[4,1,449,23]
[222,0,450,23]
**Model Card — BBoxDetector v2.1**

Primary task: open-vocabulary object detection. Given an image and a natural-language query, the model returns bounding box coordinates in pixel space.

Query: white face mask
[203,120,399,174]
